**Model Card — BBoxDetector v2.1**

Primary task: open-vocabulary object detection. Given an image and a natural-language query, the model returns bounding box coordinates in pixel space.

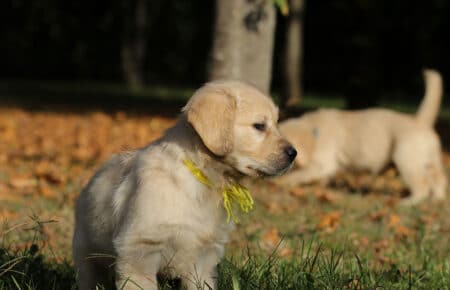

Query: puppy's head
[183,80,296,177]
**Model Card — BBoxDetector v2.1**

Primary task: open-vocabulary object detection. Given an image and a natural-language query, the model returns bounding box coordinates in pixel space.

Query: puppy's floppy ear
[183,85,236,156]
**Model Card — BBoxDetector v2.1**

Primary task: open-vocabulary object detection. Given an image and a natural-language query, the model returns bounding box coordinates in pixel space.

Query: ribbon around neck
[183,159,254,223]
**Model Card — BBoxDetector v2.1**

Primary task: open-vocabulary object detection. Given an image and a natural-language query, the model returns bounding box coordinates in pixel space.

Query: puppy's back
[74,151,138,253]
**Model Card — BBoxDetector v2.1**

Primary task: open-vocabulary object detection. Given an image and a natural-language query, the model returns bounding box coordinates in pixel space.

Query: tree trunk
[282,0,304,108]
[209,0,276,94]
[121,0,148,89]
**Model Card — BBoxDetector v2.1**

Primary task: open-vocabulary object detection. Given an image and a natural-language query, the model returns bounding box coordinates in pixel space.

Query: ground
[1,93,449,289]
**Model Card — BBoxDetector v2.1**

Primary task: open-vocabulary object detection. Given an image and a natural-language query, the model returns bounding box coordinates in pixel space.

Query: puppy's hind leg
[395,161,431,205]
[394,158,428,205]
[430,164,447,201]
[400,180,429,206]
[394,140,447,205]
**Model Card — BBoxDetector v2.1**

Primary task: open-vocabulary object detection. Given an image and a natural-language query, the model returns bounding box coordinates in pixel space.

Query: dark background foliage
[1,0,449,101]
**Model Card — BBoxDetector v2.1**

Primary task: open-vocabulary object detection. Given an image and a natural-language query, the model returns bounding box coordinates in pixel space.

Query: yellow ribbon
[183,159,254,223]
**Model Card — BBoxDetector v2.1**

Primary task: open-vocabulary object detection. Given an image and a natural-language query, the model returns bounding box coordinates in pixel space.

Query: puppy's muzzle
[284,145,297,162]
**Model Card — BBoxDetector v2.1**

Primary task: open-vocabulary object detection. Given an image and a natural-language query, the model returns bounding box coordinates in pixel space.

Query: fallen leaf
[383,196,400,207]
[373,238,391,253]
[387,214,401,228]
[39,182,58,200]
[261,227,281,248]
[35,161,65,184]
[289,186,305,198]
[394,225,415,239]
[9,176,37,189]
[265,201,283,214]
[315,189,339,203]
[317,211,341,231]
[370,209,388,222]
[278,246,294,257]
[359,237,370,248]
[0,209,18,220]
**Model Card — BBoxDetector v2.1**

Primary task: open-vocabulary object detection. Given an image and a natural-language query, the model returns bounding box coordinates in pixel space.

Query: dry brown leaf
[0,191,25,203]
[35,161,65,184]
[289,186,305,198]
[9,176,37,189]
[383,196,400,207]
[387,214,401,228]
[373,238,391,252]
[261,227,281,248]
[278,246,294,258]
[73,147,96,162]
[39,183,58,200]
[376,254,392,266]
[394,225,415,238]
[265,201,283,214]
[359,236,370,248]
[315,189,339,204]
[0,209,18,220]
[370,209,388,222]
[317,211,341,231]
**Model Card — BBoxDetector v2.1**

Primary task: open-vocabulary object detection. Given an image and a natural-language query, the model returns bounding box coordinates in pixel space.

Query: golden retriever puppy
[276,69,446,205]
[72,81,297,290]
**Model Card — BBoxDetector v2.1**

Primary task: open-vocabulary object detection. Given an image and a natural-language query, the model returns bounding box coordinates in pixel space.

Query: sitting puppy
[72,81,297,290]
[276,69,446,205]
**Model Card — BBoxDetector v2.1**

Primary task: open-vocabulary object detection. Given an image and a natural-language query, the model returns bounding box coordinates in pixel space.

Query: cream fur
[276,69,447,205]
[72,81,295,289]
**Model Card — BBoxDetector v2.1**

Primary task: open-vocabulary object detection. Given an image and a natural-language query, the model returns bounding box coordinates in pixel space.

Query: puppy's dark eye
[253,123,266,132]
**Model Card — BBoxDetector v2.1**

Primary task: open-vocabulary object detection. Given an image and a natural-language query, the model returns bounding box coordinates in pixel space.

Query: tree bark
[121,0,148,89]
[209,0,276,94]
[282,0,304,108]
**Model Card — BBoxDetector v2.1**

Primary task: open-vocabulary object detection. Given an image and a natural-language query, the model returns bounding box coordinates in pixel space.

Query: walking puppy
[72,81,297,289]
[276,69,446,204]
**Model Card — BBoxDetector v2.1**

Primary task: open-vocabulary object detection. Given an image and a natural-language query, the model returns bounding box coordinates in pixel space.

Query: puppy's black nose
[284,146,297,161]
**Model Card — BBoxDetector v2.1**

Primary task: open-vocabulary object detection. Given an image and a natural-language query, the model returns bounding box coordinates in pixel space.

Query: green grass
[1,241,449,289]
[219,246,450,289]
[1,217,449,289]
[0,246,75,290]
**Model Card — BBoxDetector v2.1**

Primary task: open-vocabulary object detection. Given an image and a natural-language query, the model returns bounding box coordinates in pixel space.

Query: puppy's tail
[416,69,443,127]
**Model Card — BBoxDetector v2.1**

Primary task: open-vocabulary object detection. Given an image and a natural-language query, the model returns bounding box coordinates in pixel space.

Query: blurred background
[1,0,450,110]
[1,2,450,285]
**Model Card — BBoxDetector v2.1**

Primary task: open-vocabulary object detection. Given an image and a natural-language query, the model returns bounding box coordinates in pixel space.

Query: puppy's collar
[183,159,254,223]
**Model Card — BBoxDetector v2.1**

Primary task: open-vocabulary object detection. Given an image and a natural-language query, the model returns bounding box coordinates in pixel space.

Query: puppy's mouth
[247,162,294,178]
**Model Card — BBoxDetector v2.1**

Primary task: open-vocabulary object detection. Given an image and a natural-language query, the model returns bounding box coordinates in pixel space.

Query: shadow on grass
[0,244,75,290]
